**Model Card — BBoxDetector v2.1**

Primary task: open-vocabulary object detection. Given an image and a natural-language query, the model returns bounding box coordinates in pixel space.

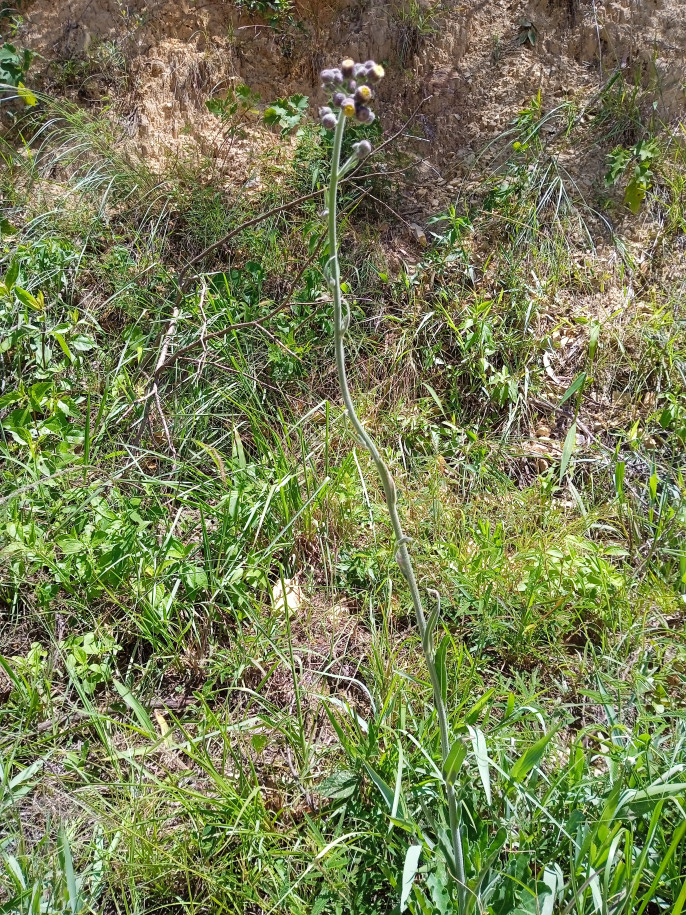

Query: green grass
[0,75,685,915]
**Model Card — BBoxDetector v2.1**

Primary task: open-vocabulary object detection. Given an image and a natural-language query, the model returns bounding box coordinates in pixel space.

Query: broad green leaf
[468,726,491,804]
[0,391,22,410]
[318,770,357,800]
[15,286,40,310]
[625,177,646,214]
[364,762,395,812]
[52,332,73,361]
[443,738,467,785]
[400,845,422,912]
[559,421,576,483]
[4,259,19,288]
[510,730,555,783]
[0,218,17,238]
[57,537,83,555]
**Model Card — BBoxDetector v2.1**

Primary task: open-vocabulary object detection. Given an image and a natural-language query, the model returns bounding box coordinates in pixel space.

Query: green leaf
[58,826,80,915]
[0,218,18,238]
[624,177,646,214]
[464,688,495,725]
[318,770,357,800]
[559,421,576,483]
[0,390,22,410]
[435,635,448,705]
[468,726,491,804]
[113,680,155,736]
[400,845,422,912]
[52,332,73,361]
[558,372,586,407]
[422,382,444,414]
[510,730,555,783]
[588,322,600,362]
[443,738,467,785]
[364,762,395,812]
[14,286,40,310]
[615,461,625,498]
[4,259,19,288]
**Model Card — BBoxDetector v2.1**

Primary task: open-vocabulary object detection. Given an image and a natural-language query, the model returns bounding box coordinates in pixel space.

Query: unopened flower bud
[354,85,372,103]
[353,139,372,159]
[332,91,346,107]
[364,60,376,69]
[319,106,332,117]
[347,80,357,92]
[331,68,344,85]
[366,63,385,83]
[356,106,375,124]
[341,97,356,118]
[341,58,355,78]
[320,68,336,85]
[353,63,366,78]
[321,112,338,130]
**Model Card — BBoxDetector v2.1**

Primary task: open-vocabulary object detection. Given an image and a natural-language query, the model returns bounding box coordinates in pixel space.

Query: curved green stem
[327,113,467,910]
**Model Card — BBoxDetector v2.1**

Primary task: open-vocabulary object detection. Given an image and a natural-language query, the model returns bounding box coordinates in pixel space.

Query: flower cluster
[318,57,384,133]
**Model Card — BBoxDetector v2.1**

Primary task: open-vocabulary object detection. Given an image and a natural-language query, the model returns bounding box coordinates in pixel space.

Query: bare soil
[14,0,686,175]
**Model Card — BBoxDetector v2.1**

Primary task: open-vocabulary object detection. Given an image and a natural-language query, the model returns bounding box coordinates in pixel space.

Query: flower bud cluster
[319,57,385,132]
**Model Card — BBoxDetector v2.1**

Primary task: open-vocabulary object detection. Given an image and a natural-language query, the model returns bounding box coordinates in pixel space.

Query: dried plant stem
[327,113,467,908]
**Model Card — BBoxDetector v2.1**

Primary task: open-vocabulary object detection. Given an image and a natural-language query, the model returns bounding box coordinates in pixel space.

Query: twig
[154,387,177,455]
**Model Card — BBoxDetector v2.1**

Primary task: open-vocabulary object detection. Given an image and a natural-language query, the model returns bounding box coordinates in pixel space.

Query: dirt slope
[14,0,686,174]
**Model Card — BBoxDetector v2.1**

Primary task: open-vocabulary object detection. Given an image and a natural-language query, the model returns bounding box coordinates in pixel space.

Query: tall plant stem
[327,113,467,910]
